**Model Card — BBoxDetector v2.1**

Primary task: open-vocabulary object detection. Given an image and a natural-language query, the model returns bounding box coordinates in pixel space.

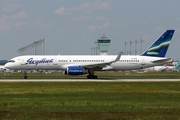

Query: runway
[0,79,180,82]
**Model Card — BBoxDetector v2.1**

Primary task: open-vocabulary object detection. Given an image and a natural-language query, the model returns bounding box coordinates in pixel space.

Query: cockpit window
[8,60,15,63]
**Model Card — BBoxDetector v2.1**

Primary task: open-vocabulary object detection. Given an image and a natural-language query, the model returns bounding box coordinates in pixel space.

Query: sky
[0,0,180,60]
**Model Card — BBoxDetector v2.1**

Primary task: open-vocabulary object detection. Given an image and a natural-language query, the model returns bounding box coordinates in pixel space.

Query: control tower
[97,34,111,55]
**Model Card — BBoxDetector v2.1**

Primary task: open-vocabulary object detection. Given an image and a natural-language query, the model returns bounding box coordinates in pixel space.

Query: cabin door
[141,58,145,65]
[53,58,58,65]
[21,59,26,65]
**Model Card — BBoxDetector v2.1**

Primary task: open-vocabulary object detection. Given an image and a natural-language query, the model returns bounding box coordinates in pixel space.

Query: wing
[60,52,123,69]
[82,52,123,69]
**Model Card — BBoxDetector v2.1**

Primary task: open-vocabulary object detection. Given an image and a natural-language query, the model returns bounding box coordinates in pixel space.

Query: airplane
[5,30,175,79]
[0,66,12,73]
[0,65,12,73]
[143,62,180,72]
[173,62,180,71]
[0,65,6,72]
[0,60,8,72]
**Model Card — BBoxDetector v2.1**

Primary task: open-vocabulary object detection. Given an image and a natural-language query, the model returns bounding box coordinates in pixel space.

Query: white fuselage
[5,55,170,71]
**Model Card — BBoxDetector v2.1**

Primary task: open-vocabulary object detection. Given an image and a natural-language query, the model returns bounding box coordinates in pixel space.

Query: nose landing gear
[24,71,28,79]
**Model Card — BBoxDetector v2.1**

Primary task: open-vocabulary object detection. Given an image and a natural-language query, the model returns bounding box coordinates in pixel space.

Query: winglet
[110,51,123,63]
[115,51,123,62]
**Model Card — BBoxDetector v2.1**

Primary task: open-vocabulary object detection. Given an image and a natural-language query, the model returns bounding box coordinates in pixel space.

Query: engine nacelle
[64,66,86,75]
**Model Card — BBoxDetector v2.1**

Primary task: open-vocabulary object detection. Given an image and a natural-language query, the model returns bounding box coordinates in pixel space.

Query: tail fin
[174,62,180,69]
[141,30,175,57]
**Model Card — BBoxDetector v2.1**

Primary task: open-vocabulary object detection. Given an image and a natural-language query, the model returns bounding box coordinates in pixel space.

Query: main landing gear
[87,69,98,79]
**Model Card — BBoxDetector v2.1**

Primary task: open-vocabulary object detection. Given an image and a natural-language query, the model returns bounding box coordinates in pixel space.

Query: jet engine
[64,66,87,75]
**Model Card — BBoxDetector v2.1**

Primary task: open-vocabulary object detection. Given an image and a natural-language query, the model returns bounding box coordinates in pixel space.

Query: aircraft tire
[93,75,98,79]
[24,76,28,79]
[87,75,92,79]
[87,75,98,79]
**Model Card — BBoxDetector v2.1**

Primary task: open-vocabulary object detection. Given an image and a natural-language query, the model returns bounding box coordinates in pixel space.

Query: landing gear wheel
[87,70,98,79]
[23,71,27,79]
[93,75,98,79]
[24,76,27,79]
[87,75,98,79]
[87,75,92,79]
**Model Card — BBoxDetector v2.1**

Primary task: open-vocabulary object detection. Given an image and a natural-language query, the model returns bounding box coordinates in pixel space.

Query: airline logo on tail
[174,62,180,69]
[142,30,175,57]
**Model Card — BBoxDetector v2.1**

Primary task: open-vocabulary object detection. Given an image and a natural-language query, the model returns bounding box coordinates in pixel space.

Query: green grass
[0,82,180,119]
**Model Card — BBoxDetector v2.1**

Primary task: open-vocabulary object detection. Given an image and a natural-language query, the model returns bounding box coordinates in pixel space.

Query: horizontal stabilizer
[151,58,173,64]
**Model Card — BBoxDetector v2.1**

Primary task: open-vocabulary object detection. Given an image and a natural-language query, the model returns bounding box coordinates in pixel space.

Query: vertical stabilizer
[141,30,175,57]
[174,62,180,69]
